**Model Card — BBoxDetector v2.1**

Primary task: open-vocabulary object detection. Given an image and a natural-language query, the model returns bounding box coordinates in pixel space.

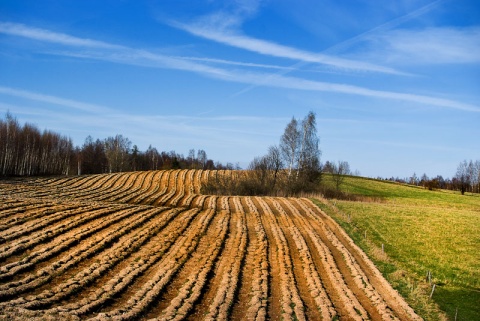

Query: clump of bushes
[202,111,323,197]
[200,169,322,197]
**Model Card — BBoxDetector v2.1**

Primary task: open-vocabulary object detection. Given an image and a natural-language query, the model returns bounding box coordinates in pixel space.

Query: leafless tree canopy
[0,113,227,177]
[455,159,480,194]
[0,112,73,176]
[331,161,351,191]
[280,117,299,176]
[203,111,322,196]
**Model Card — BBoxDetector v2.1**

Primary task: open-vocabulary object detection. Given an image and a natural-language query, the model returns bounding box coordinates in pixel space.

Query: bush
[200,170,322,197]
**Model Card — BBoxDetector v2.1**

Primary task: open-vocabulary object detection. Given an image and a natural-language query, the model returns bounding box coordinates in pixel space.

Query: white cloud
[178,56,295,70]
[2,22,479,113]
[319,0,446,55]
[0,22,121,49]
[222,70,480,112]
[55,49,230,78]
[0,86,113,114]
[0,21,230,78]
[171,19,406,75]
[0,86,285,131]
[362,27,480,64]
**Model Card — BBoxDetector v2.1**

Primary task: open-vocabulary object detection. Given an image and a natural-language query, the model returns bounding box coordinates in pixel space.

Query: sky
[0,0,479,179]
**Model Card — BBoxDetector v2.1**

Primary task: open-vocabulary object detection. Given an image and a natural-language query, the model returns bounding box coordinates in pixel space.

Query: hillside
[0,170,421,320]
[316,175,480,321]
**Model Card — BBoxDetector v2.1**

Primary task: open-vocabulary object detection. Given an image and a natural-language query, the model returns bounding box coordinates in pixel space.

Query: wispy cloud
[171,18,405,75]
[0,22,121,49]
[1,22,479,113]
[362,27,480,64]
[320,0,446,55]
[55,49,230,78]
[177,56,295,70]
[0,96,282,153]
[0,86,114,114]
[223,71,480,112]
[229,0,443,96]
[0,22,229,78]
[0,86,285,126]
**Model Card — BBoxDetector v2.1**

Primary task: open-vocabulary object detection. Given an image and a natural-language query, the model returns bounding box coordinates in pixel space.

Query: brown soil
[0,170,422,320]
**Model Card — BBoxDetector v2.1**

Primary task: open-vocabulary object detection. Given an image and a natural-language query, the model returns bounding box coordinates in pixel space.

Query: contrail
[231,0,446,97]
[322,0,446,55]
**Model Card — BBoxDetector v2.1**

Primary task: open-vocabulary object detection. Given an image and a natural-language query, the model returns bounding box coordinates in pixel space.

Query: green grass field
[314,175,480,321]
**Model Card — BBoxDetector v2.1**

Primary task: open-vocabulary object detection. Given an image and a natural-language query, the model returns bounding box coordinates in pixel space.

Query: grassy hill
[314,175,480,321]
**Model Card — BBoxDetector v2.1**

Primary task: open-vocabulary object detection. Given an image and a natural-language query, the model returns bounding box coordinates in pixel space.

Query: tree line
[378,159,480,195]
[2,112,477,196]
[0,113,230,177]
[0,113,73,176]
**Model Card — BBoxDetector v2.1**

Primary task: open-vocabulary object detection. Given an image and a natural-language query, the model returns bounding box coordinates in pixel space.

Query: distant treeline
[377,160,480,195]
[0,113,233,177]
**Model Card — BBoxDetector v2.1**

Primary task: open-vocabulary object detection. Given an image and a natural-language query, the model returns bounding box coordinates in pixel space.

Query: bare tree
[296,112,321,188]
[104,134,131,173]
[18,122,40,176]
[280,117,300,177]
[265,145,283,191]
[0,113,73,176]
[197,149,207,169]
[331,161,351,191]
[278,112,322,194]
[248,155,269,193]
[248,145,285,194]
[420,173,429,189]
[455,160,470,195]
[188,148,196,169]
[145,145,160,170]
[322,161,334,173]
[131,145,139,171]
[410,172,419,186]
[467,160,478,193]
[81,136,107,174]
[1,113,230,177]
[0,112,19,176]
[298,112,319,171]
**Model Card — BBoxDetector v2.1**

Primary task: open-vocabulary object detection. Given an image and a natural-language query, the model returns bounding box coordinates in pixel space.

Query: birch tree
[280,117,300,176]
[197,149,207,169]
[297,111,321,178]
[104,134,131,173]
[455,160,470,195]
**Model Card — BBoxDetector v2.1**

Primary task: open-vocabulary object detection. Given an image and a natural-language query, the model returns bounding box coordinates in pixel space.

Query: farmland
[0,169,422,320]
[316,175,480,321]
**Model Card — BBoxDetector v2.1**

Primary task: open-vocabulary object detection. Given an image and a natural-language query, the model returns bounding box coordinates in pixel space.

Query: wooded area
[0,113,228,177]
[0,113,73,176]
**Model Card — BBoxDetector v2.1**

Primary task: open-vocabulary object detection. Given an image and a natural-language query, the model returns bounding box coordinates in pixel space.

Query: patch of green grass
[433,286,480,321]
[313,176,480,320]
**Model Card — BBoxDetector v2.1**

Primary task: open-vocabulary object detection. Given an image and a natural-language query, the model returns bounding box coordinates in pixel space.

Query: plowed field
[0,170,422,320]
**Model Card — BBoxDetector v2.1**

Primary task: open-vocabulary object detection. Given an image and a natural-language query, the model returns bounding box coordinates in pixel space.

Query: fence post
[429,284,436,299]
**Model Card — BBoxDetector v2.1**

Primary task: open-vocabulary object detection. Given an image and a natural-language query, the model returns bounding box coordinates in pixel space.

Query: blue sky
[0,0,479,178]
